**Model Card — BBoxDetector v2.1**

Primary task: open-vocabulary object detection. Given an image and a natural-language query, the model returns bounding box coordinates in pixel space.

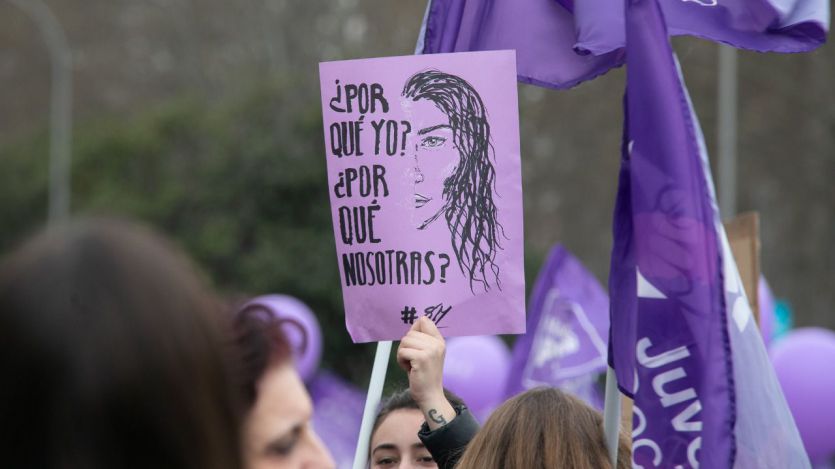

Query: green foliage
[0,78,376,383]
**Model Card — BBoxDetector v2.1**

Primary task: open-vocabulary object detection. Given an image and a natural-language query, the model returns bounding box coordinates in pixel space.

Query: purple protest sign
[319,51,526,343]
[505,245,608,409]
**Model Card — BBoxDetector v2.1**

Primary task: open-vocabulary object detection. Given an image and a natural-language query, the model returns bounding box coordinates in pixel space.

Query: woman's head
[369,389,463,469]
[455,387,631,469]
[233,304,334,469]
[0,218,242,469]
[402,70,502,293]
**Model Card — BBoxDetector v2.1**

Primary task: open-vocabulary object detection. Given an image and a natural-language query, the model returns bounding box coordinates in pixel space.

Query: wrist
[419,395,456,431]
[413,388,446,409]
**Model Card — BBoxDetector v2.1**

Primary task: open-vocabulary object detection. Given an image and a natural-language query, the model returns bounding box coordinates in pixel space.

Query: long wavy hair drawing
[402,69,504,293]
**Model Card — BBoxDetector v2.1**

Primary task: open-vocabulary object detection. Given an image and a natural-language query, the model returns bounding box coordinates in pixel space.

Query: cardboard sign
[724,212,761,324]
[319,50,525,343]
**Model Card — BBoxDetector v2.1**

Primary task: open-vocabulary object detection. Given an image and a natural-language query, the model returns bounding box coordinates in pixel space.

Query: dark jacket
[418,404,479,469]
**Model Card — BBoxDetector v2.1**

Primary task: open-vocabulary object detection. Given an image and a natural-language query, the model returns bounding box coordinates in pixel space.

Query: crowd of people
[0,218,629,468]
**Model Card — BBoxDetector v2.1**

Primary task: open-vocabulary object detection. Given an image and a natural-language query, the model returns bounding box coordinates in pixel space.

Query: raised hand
[397,316,456,430]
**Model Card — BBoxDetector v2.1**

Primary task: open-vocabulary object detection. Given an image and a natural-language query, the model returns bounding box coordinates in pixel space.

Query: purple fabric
[610,0,810,466]
[308,371,365,469]
[421,0,625,89]
[505,245,608,409]
[678,14,810,469]
[725,260,811,467]
[574,0,828,56]
[554,0,575,13]
[609,0,733,466]
[421,0,827,90]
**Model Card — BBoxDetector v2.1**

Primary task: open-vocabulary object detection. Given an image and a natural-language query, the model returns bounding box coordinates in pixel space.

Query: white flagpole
[351,340,393,469]
[602,366,622,467]
[414,0,432,55]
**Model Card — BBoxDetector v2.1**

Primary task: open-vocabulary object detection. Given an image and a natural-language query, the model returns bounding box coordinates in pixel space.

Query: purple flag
[309,371,365,469]
[610,0,810,466]
[505,245,607,409]
[420,0,625,89]
[420,0,827,90]
[574,0,828,56]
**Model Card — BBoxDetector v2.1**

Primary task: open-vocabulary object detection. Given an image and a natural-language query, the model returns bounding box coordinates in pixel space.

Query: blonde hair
[455,387,631,469]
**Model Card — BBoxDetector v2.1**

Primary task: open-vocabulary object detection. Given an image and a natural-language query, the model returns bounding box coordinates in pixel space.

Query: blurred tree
[0,78,382,382]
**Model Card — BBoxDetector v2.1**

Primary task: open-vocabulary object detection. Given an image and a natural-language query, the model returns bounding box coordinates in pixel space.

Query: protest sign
[319,50,526,343]
[724,211,761,323]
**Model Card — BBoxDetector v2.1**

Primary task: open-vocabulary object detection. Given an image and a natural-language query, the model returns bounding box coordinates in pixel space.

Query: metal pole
[603,366,622,467]
[8,0,73,224]
[352,341,393,469]
[717,45,737,219]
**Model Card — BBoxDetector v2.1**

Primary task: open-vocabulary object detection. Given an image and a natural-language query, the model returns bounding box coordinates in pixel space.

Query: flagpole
[717,45,738,219]
[602,366,622,467]
[351,340,393,469]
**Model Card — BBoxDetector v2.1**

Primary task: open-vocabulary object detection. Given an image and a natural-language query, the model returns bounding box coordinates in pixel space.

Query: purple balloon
[758,276,776,345]
[244,294,323,383]
[443,335,511,420]
[770,328,835,463]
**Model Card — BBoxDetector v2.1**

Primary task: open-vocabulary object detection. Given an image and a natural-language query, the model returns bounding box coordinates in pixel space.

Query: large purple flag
[574,0,828,56]
[421,0,827,90]
[505,245,607,409]
[610,0,810,466]
[420,0,625,89]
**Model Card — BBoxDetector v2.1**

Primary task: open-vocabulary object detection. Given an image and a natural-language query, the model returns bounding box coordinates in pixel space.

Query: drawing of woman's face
[409,99,458,229]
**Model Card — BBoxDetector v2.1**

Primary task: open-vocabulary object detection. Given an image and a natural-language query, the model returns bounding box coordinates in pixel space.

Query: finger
[403,328,441,343]
[416,316,444,339]
[400,333,437,351]
[397,346,423,371]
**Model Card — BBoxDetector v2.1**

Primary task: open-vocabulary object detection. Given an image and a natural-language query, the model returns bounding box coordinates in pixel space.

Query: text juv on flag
[608,0,811,466]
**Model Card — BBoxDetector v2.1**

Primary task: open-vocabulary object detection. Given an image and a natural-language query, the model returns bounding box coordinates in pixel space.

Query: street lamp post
[717,45,738,220]
[8,0,73,224]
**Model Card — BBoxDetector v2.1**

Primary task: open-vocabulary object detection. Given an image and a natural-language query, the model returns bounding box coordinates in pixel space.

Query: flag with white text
[505,245,607,409]
[609,0,810,466]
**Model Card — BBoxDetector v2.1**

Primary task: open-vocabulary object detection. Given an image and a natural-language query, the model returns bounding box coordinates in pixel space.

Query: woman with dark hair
[369,388,473,469]
[381,317,479,469]
[233,303,335,469]
[402,70,503,293]
[454,387,632,469]
[0,218,242,469]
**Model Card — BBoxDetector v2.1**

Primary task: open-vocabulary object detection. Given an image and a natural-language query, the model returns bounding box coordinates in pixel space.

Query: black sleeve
[417,404,480,469]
